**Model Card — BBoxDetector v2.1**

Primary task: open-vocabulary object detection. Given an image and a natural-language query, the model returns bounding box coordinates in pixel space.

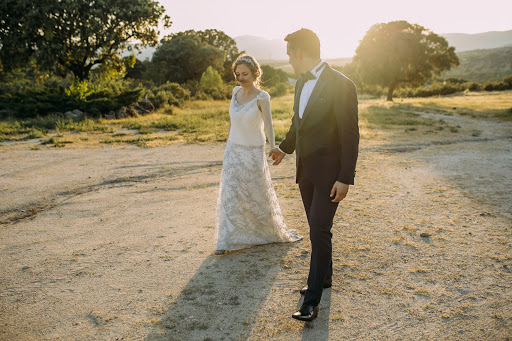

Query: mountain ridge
[234,29,512,60]
[127,30,512,75]
[442,30,512,52]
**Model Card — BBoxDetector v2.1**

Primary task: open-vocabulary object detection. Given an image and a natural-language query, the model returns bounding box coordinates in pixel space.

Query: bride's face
[235,63,254,87]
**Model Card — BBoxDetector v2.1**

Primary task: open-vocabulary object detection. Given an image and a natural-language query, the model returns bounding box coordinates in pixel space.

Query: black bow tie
[301,71,316,81]
[301,63,326,82]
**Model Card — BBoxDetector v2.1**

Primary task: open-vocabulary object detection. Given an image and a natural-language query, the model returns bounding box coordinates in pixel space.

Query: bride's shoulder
[257,90,270,101]
[232,86,242,94]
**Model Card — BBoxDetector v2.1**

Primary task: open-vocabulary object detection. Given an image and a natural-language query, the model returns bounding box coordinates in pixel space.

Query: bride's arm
[258,93,275,150]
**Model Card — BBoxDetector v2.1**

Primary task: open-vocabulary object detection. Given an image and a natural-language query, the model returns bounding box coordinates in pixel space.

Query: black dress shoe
[292,304,319,321]
[299,278,332,295]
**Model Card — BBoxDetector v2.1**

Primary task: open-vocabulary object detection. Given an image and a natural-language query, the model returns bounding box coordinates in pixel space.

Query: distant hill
[440,46,512,82]
[441,30,512,52]
[126,30,512,63]
[124,36,289,62]
[122,30,511,82]
[236,30,512,62]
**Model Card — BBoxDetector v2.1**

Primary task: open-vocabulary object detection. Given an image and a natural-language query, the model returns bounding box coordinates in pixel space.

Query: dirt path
[1,113,511,340]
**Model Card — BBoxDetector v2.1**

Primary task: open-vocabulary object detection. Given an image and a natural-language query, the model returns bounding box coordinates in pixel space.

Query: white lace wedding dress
[214,86,303,251]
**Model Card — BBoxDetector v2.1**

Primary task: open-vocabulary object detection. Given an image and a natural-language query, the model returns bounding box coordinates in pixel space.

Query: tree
[200,66,223,90]
[0,0,171,80]
[261,65,289,87]
[353,21,459,101]
[199,66,228,99]
[124,57,148,80]
[164,29,240,81]
[150,34,224,84]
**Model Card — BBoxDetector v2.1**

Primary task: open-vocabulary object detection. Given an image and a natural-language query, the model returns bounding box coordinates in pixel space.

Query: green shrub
[85,90,115,100]
[466,82,480,91]
[193,91,211,101]
[444,78,467,84]
[437,84,459,95]
[261,65,289,87]
[160,82,191,101]
[394,82,464,98]
[152,90,175,108]
[200,66,223,90]
[268,83,288,98]
[503,75,512,88]
[83,98,118,115]
[115,89,144,106]
[145,82,191,108]
[483,81,508,91]
[0,86,143,118]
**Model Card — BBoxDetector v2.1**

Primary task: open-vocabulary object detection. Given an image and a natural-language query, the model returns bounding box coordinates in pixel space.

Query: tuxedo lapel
[294,77,305,126]
[293,77,304,117]
[300,66,331,125]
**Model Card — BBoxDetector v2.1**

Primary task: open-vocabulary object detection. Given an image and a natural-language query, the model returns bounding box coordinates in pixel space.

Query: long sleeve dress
[214,86,302,251]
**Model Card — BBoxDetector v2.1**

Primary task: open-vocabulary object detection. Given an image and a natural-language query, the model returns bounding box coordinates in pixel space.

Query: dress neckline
[234,87,261,106]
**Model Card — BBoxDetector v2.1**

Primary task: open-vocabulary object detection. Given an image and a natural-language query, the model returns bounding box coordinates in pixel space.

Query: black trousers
[299,175,339,307]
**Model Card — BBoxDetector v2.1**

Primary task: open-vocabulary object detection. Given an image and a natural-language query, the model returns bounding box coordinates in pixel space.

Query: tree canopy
[162,29,240,81]
[261,65,289,87]
[353,21,459,101]
[0,0,171,80]
[150,34,225,84]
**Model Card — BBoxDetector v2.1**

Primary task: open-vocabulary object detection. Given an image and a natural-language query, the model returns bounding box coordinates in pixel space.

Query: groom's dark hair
[285,28,320,59]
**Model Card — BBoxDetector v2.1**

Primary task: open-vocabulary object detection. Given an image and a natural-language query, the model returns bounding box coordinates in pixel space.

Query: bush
[150,90,175,108]
[437,84,459,96]
[144,82,191,108]
[483,81,508,91]
[393,82,464,98]
[466,82,480,91]
[444,78,467,84]
[193,91,211,101]
[503,75,512,88]
[158,82,191,101]
[0,86,144,119]
[115,89,144,106]
[268,83,288,98]
[261,65,289,87]
[200,66,223,91]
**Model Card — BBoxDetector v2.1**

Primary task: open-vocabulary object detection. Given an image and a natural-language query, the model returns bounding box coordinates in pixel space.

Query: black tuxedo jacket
[279,64,359,185]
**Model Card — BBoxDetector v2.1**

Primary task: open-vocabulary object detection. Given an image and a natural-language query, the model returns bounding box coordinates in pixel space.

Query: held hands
[269,148,286,165]
[330,181,349,202]
[268,148,349,201]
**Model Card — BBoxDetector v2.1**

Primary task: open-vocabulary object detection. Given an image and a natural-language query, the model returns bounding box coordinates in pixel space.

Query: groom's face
[287,43,304,75]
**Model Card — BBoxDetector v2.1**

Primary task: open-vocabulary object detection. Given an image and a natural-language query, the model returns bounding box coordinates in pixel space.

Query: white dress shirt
[298,60,326,119]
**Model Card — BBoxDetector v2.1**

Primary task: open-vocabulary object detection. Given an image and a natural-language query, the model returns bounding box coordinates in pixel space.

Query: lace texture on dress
[214,87,302,251]
[214,142,302,250]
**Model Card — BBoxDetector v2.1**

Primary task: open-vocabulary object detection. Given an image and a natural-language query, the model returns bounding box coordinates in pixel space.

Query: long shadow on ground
[145,242,295,340]
[300,289,331,341]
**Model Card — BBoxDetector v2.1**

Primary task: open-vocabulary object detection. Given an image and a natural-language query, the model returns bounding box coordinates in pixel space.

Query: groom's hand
[330,181,349,202]
[269,148,286,165]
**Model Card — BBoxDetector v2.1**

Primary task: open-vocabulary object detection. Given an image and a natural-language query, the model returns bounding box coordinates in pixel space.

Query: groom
[269,28,359,321]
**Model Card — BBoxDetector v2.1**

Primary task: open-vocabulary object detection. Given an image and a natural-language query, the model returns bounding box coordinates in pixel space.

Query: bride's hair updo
[232,54,262,86]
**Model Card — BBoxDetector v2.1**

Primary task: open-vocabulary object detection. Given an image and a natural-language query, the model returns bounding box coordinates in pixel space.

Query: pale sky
[158,0,512,58]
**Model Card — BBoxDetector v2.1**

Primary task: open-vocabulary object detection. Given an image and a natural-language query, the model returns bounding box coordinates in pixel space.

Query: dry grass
[397,90,512,120]
[2,90,511,148]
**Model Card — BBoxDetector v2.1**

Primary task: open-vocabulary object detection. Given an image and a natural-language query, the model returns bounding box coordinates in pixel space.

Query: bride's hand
[269,148,286,165]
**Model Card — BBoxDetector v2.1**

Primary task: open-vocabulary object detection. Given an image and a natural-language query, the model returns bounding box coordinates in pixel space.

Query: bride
[214,54,303,255]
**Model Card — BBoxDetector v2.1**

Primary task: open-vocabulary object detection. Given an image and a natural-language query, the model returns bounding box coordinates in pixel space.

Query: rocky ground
[1,110,511,340]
